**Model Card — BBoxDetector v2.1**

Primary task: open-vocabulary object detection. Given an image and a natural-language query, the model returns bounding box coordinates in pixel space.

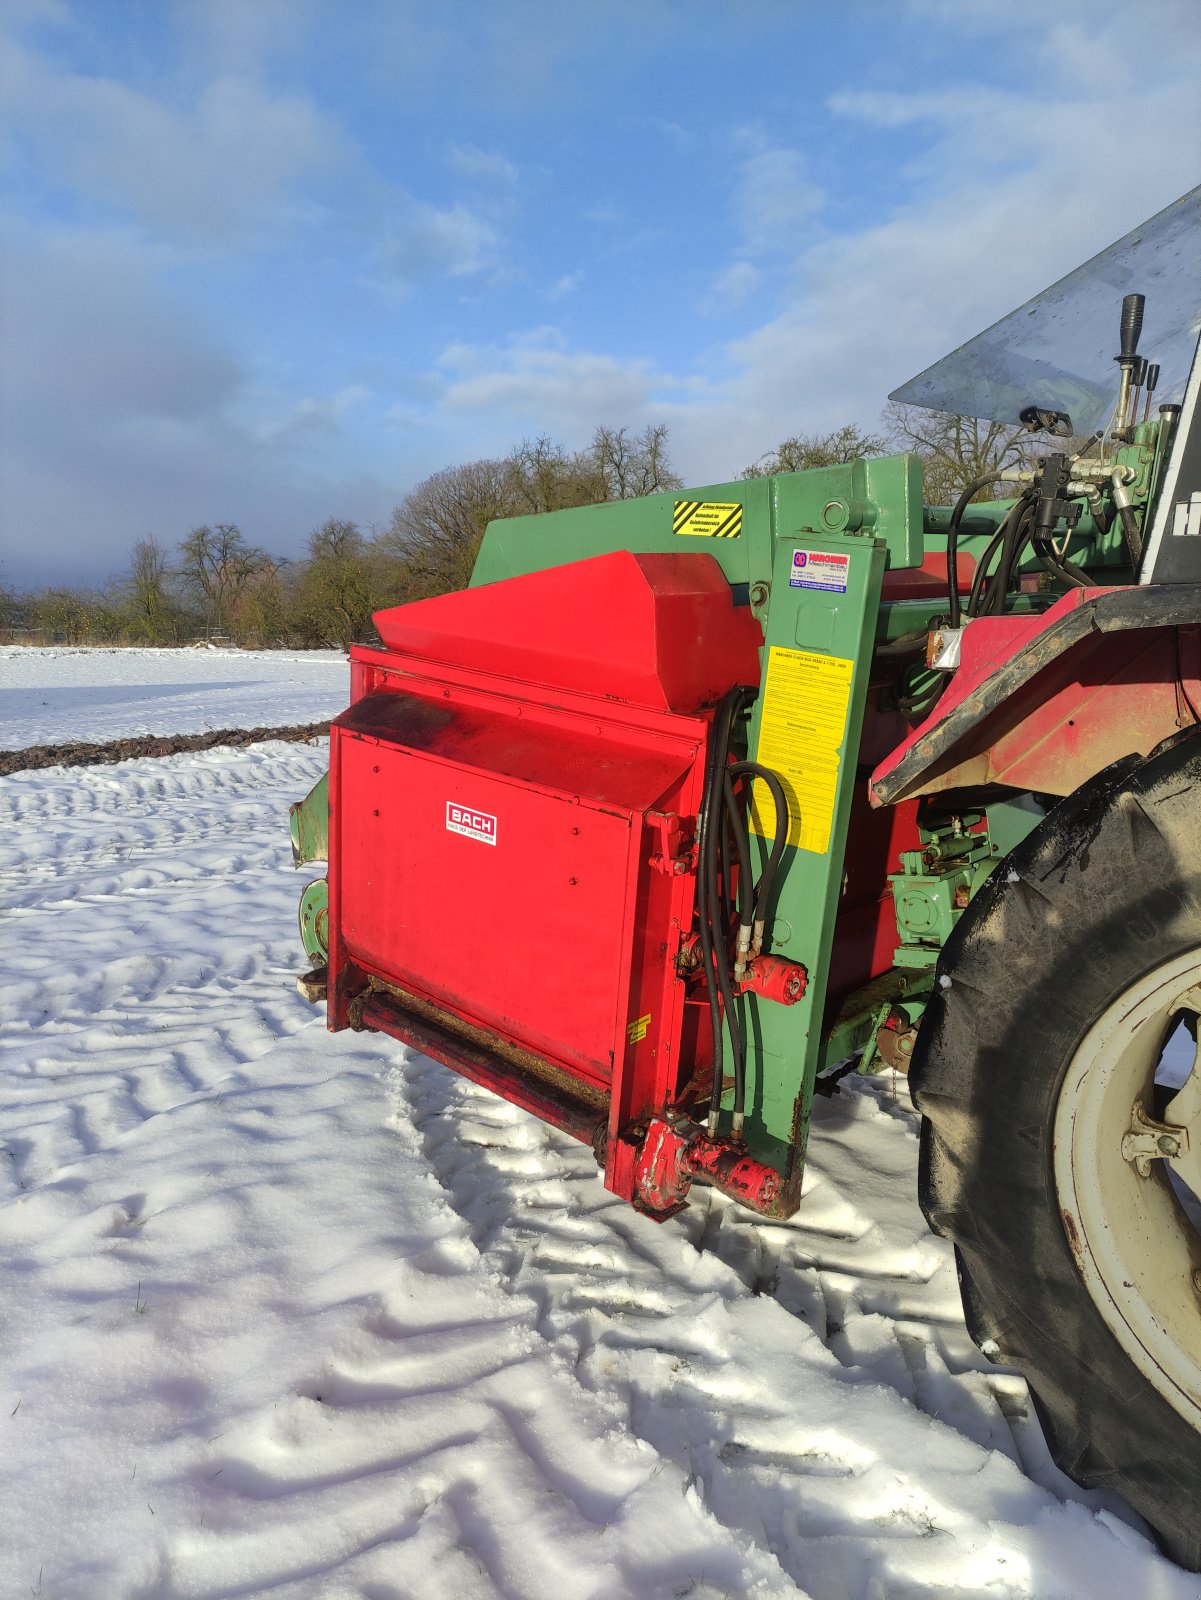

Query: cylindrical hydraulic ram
[682,1138,782,1211]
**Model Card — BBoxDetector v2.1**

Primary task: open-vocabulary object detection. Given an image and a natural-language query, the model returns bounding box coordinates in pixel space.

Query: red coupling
[684,1137,781,1211]
[735,954,808,1004]
[633,1115,783,1216]
[633,1117,692,1214]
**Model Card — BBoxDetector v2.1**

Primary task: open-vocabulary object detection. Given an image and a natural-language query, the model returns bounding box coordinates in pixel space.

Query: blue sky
[2,0,1199,587]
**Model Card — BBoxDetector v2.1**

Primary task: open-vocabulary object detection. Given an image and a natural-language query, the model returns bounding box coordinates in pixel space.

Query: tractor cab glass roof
[890,186,1201,437]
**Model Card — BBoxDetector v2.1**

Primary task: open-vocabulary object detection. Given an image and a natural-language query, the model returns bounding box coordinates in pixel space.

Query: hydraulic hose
[725,759,791,1133]
[1116,501,1143,566]
[699,687,748,1137]
[945,474,998,630]
[699,694,794,1138]
[728,760,789,941]
[723,769,754,978]
[979,499,1036,617]
[964,525,1007,616]
[966,496,1030,617]
[1036,542,1091,589]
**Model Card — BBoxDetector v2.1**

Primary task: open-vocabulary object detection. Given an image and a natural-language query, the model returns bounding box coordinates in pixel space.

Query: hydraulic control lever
[1114,291,1145,435]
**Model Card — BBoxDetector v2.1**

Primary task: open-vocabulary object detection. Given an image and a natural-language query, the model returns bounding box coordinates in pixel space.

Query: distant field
[0,644,349,749]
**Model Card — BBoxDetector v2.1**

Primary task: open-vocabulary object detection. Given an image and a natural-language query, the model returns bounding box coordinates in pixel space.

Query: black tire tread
[909,736,1201,1570]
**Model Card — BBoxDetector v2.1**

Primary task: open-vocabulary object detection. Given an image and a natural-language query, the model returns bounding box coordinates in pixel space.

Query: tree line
[1,409,1031,650]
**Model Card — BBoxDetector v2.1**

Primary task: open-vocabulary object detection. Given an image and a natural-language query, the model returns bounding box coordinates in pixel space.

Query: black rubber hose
[980,500,1035,616]
[705,779,743,1133]
[723,771,754,931]
[965,526,1007,616]
[700,688,746,1132]
[967,496,1029,616]
[719,806,735,928]
[874,630,929,658]
[1037,544,1090,589]
[728,760,790,926]
[945,474,997,630]
[694,701,726,1128]
[1118,502,1143,565]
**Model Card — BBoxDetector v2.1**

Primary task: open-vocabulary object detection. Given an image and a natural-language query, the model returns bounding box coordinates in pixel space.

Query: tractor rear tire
[910,733,1201,1570]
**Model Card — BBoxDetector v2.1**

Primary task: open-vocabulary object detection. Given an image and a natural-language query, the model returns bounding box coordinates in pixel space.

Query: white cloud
[825,88,992,130]
[252,385,370,445]
[447,142,518,188]
[730,126,825,258]
[434,329,678,438]
[0,227,393,584]
[0,35,347,245]
[705,260,760,311]
[373,201,500,285]
[443,10,1200,492]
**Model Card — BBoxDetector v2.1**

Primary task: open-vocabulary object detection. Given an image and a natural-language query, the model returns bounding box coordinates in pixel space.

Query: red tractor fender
[869,585,1201,807]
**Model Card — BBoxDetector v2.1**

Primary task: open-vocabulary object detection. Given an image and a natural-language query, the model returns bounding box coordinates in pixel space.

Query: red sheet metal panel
[373,548,762,712]
[325,549,765,1213]
[335,683,700,1087]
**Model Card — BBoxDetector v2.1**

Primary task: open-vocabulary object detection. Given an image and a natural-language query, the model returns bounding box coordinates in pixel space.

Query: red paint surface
[880,549,977,601]
[870,590,1200,802]
[374,548,763,712]
[326,550,766,1211]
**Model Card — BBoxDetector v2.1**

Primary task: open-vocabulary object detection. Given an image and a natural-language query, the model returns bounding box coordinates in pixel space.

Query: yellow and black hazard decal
[673,500,743,539]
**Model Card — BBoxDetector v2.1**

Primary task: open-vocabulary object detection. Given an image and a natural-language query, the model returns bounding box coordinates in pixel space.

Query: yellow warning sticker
[748,647,854,855]
[626,1013,652,1044]
[673,500,742,539]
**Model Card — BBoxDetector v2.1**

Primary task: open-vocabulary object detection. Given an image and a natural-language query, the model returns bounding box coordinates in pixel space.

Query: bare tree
[292,519,382,650]
[126,537,179,643]
[592,423,683,498]
[30,588,97,644]
[178,523,268,636]
[232,563,293,649]
[883,402,1031,504]
[382,458,515,598]
[740,423,888,479]
[381,425,685,601]
[502,436,606,515]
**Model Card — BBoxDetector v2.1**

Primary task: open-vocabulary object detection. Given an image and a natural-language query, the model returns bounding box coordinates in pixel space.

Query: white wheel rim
[1054,948,1201,1430]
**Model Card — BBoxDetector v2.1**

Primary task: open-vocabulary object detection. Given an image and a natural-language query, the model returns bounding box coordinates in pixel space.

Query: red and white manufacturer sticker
[446,802,498,845]
[789,547,850,593]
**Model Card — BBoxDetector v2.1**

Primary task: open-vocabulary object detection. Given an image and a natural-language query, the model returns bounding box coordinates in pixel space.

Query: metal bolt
[1158,1134,1181,1157]
[1194,1269,1201,1296]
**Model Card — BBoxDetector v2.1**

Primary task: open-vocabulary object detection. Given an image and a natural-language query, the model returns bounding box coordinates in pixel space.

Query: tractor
[290,187,1201,1565]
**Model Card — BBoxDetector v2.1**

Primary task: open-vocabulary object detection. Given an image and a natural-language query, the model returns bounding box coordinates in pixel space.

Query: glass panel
[890,187,1201,436]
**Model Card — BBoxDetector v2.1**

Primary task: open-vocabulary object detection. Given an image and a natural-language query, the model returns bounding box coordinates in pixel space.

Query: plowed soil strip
[0,720,331,775]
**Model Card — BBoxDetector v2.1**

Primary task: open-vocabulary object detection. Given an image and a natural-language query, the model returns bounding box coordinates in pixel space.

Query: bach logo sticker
[789,548,849,592]
[446,803,497,845]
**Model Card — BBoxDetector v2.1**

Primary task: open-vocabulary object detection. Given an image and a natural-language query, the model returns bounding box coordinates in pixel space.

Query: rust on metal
[365,976,609,1110]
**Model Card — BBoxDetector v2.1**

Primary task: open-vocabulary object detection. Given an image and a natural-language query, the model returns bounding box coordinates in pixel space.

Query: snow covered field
[0,645,349,749]
[1,651,1196,1599]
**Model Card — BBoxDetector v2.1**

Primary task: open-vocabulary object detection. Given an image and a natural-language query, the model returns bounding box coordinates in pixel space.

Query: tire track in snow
[5,739,1193,1600]
[0,738,326,823]
[0,746,329,1195]
[399,1055,1173,1600]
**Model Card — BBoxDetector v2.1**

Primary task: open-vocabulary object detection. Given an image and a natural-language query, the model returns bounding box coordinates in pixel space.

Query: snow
[1,650,1196,1599]
[0,645,349,748]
